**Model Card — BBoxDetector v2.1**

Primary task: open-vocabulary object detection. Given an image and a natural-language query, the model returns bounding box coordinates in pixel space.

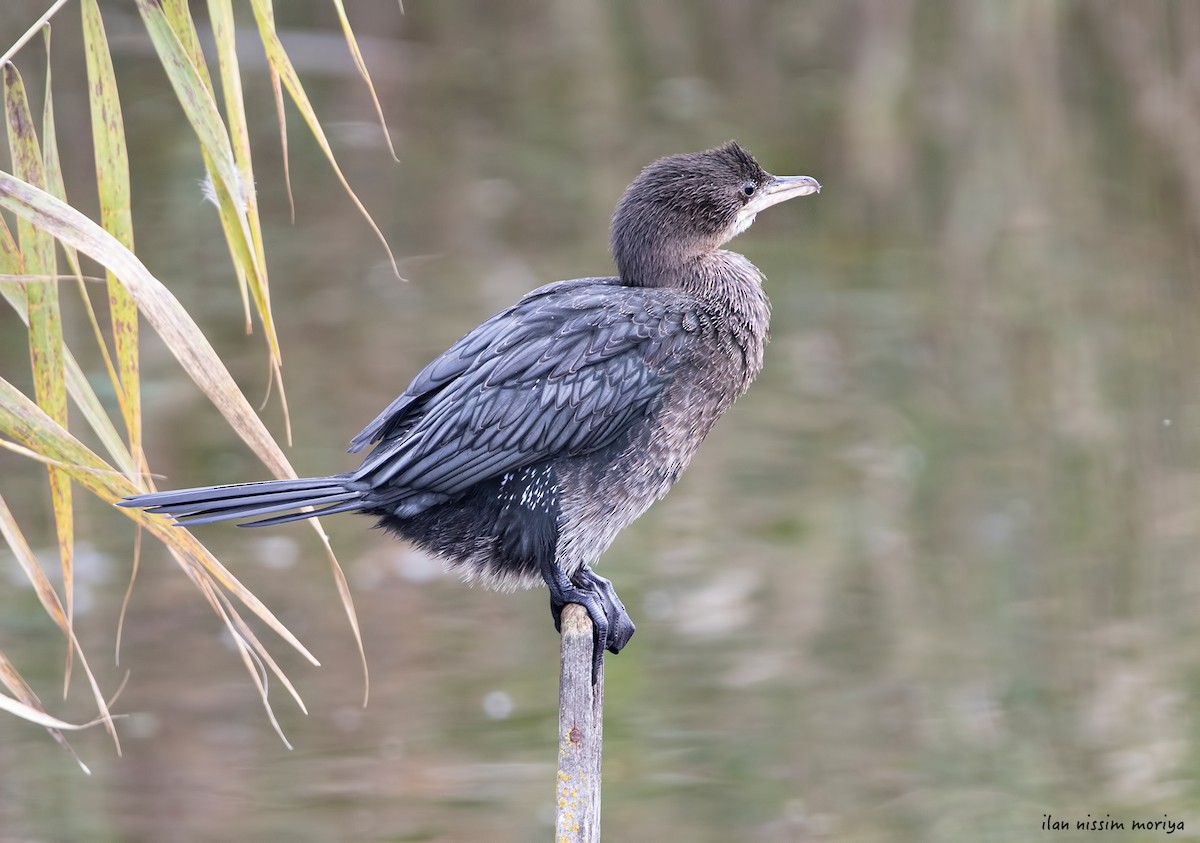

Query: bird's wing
[347,277,620,453]
[347,278,697,498]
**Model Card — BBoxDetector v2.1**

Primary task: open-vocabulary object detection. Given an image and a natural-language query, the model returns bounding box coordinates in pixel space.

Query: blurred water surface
[2,2,1200,841]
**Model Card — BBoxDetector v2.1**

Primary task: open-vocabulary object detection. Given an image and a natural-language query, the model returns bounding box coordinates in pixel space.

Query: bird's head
[610,141,820,286]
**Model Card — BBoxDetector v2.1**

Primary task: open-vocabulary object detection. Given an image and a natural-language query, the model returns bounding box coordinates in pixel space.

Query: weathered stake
[555,603,604,843]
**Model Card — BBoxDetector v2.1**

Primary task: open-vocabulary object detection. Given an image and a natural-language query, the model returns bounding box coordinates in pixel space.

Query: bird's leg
[544,560,636,683]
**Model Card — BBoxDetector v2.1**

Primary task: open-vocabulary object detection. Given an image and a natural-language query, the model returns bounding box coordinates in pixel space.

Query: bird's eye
[741,182,757,197]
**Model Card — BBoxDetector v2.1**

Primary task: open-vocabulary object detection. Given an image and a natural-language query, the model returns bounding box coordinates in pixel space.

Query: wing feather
[347,277,698,504]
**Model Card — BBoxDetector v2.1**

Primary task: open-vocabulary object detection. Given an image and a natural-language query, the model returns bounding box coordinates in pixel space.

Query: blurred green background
[2,1,1200,841]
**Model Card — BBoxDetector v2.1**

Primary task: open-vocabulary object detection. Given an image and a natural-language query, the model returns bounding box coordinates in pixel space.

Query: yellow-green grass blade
[34,30,133,480]
[0,287,135,480]
[40,25,83,287]
[0,212,28,313]
[4,62,75,692]
[32,39,88,681]
[269,64,294,221]
[0,218,135,479]
[153,0,258,337]
[132,1,369,691]
[210,176,254,329]
[330,0,398,162]
[323,535,369,704]
[0,1,67,66]
[212,584,304,745]
[0,647,81,736]
[0,172,294,479]
[0,489,70,640]
[207,0,272,325]
[0,380,318,728]
[204,0,295,441]
[174,554,308,732]
[0,376,319,675]
[158,0,251,336]
[38,17,146,667]
[82,0,143,487]
[0,177,362,693]
[135,0,279,360]
[0,680,106,736]
[250,0,400,278]
[0,493,115,753]
[0,436,131,476]
[142,0,252,328]
[159,0,215,94]
[0,604,92,772]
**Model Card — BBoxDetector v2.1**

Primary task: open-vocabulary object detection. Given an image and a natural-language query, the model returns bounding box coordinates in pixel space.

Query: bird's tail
[118,475,364,527]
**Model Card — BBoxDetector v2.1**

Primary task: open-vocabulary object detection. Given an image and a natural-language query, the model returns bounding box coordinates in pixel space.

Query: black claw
[573,566,635,654]
[544,562,636,684]
[591,636,604,684]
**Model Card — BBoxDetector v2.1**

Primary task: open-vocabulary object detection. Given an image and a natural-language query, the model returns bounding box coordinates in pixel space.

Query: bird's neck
[661,249,771,324]
[686,249,767,300]
[614,238,770,362]
[695,249,771,360]
[615,237,762,291]
[672,249,772,389]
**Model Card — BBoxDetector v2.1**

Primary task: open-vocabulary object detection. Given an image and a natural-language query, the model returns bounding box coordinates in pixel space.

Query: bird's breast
[554,306,768,571]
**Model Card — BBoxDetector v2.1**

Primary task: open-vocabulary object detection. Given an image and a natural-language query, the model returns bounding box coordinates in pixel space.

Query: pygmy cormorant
[120,142,820,680]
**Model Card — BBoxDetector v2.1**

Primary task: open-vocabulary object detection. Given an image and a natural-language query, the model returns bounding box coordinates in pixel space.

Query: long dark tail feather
[239,499,365,528]
[118,475,363,527]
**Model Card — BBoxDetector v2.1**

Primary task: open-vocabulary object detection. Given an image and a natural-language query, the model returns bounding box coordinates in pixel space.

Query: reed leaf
[4,61,76,694]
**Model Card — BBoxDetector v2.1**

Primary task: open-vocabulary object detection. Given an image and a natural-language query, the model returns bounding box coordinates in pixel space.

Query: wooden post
[555,603,603,843]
